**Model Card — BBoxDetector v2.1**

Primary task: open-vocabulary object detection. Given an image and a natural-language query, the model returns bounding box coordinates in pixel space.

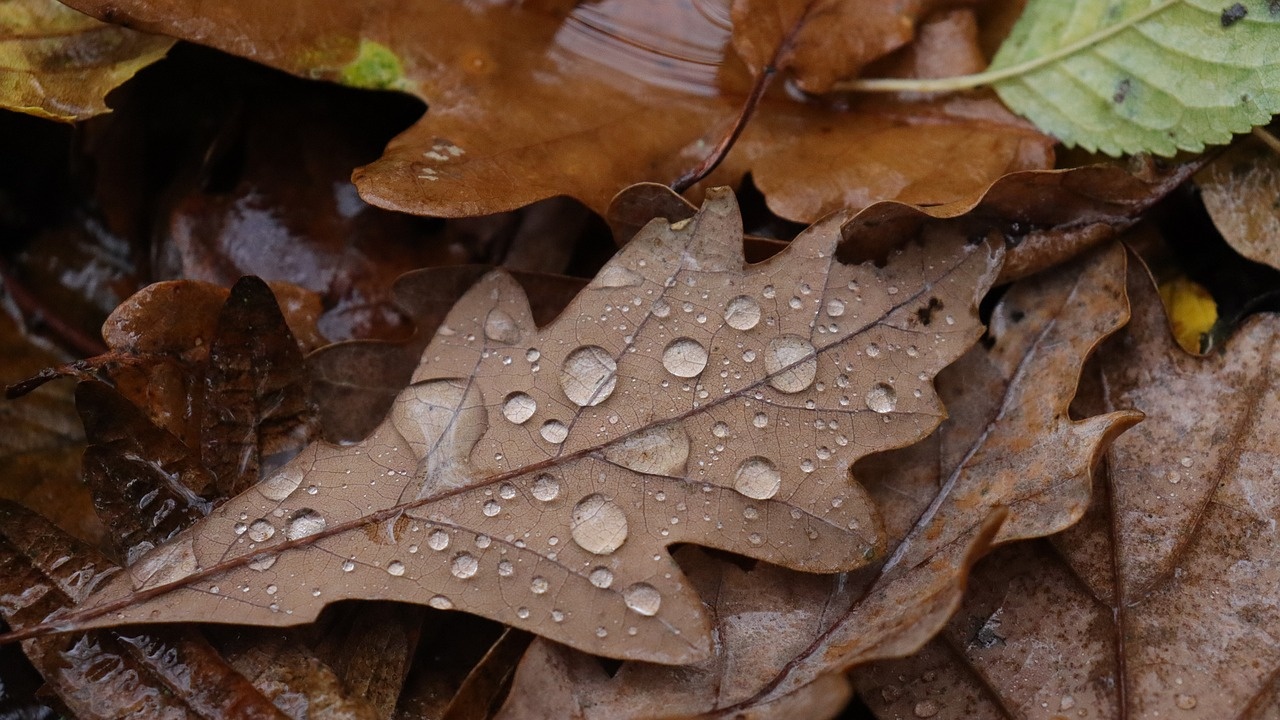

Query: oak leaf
[492,240,1140,718]
[1197,131,1280,272]
[57,0,1052,221]
[11,189,1002,665]
[858,253,1280,718]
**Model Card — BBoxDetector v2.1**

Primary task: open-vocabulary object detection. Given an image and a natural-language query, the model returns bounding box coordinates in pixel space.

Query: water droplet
[483,500,502,517]
[531,576,550,594]
[551,609,565,622]
[826,299,845,317]
[247,519,276,543]
[865,383,897,413]
[387,560,406,576]
[484,309,519,344]
[258,466,304,501]
[499,483,518,500]
[651,298,671,317]
[526,348,541,362]
[589,567,615,588]
[622,583,662,616]
[233,522,247,535]
[476,535,492,549]
[800,459,815,473]
[571,494,629,555]
[595,626,608,638]
[743,506,759,520]
[498,560,514,576]
[602,422,689,476]
[711,421,730,438]
[913,700,939,718]
[764,335,817,393]
[866,343,881,358]
[532,474,561,502]
[451,553,479,580]
[724,295,761,330]
[561,346,618,407]
[266,584,278,595]
[501,392,537,424]
[1175,694,1197,710]
[342,559,356,572]
[427,529,450,551]
[285,509,326,540]
[1180,456,1193,467]
[734,457,781,500]
[428,595,453,610]
[1059,696,1076,710]
[752,412,769,429]
[788,296,803,310]
[540,420,569,444]
[662,338,708,378]
[516,606,531,619]
[596,265,644,288]
[249,554,277,571]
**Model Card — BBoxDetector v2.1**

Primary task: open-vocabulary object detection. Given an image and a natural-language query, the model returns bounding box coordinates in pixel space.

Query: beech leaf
[13,189,1003,665]
[0,0,172,120]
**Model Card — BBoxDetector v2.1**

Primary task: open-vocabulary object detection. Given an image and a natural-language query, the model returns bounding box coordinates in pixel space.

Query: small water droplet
[865,343,881,358]
[306,485,318,495]
[499,483,518,500]
[800,459,815,473]
[498,560,514,576]
[788,296,803,310]
[1180,456,1193,467]
[651,298,671,318]
[483,500,502,517]
[764,335,817,393]
[540,420,569,444]
[428,595,453,610]
[342,559,356,572]
[724,295,762,330]
[748,532,763,545]
[1175,694,1197,710]
[551,609,565,622]
[913,700,939,718]
[531,576,550,594]
[734,456,781,500]
[589,567,615,588]
[532,474,561,502]
[516,606,531,619]
[476,535,492,549]
[866,383,897,413]
[711,421,730,438]
[1059,696,1076,710]
[743,506,759,520]
[622,583,662,616]
[427,529,450,551]
[662,338,708,378]
[526,348,541,362]
[571,494,629,555]
[387,560,406,576]
[233,522,247,535]
[285,509,326,540]
[247,519,276,543]
[826,299,845,317]
[501,392,537,424]
[752,412,769,429]
[596,265,644,288]
[561,345,618,406]
[248,554,277,571]
[451,553,479,580]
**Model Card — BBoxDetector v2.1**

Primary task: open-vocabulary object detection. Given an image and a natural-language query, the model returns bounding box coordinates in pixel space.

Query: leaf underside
[990,0,1280,156]
[45,189,1003,665]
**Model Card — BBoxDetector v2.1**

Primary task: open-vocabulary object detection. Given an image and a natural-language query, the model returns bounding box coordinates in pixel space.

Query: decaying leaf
[0,0,172,121]
[57,0,1051,222]
[1197,131,1280,271]
[859,254,1280,718]
[9,189,1003,666]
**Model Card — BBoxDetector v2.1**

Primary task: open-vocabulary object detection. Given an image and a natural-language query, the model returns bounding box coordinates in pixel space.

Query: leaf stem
[828,0,1180,94]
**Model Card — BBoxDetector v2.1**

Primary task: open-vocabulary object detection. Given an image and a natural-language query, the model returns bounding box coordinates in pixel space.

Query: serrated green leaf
[989,0,1280,156]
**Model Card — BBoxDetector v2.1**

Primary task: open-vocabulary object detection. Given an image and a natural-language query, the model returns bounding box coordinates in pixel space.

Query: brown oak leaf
[7,188,1002,665]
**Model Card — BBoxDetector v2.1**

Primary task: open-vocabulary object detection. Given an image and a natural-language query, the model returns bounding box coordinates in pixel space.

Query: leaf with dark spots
[18,189,1002,665]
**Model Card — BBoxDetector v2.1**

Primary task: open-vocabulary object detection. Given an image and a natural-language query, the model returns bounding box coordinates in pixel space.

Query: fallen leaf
[58,0,1052,221]
[0,0,172,121]
[1197,131,1280,272]
[1158,276,1217,353]
[14,188,1002,666]
[858,252,1280,718]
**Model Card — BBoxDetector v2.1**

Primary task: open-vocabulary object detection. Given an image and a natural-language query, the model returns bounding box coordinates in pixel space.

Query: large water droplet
[826,299,846,317]
[589,567,615,588]
[247,519,276,543]
[622,583,662,616]
[451,553,479,579]
[484,309,520,344]
[501,392,537,424]
[428,595,453,610]
[662,337,708,378]
[571,494,629,555]
[531,576,550,594]
[285,509,326,541]
[724,295,761,330]
[596,265,645,288]
[764,335,817,393]
[386,560,406,576]
[483,500,502,517]
[601,421,689,476]
[532,474,561,502]
[427,529,450,551]
[248,553,277,572]
[865,383,897,413]
[734,456,781,500]
[540,420,569,444]
[560,345,618,407]
[258,466,304,501]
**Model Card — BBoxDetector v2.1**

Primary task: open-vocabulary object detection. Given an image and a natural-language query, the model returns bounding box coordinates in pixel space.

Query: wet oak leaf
[0,0,172,120]
[58,0,1052,222]
[1196,131,1280,272]
[859,255,1280,718]
[16,189,1003,665]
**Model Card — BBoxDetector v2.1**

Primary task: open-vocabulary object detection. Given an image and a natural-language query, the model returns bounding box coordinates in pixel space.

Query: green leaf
[988,0,1280,156]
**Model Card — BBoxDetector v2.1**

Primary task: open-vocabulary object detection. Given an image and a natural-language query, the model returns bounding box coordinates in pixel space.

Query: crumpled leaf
[58,0,1052,222]
[988,0,1280,156]
[0,0,172,121]
[858,254,1280,718]
[1196,131,1280,271]
[16,188,1003,666]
